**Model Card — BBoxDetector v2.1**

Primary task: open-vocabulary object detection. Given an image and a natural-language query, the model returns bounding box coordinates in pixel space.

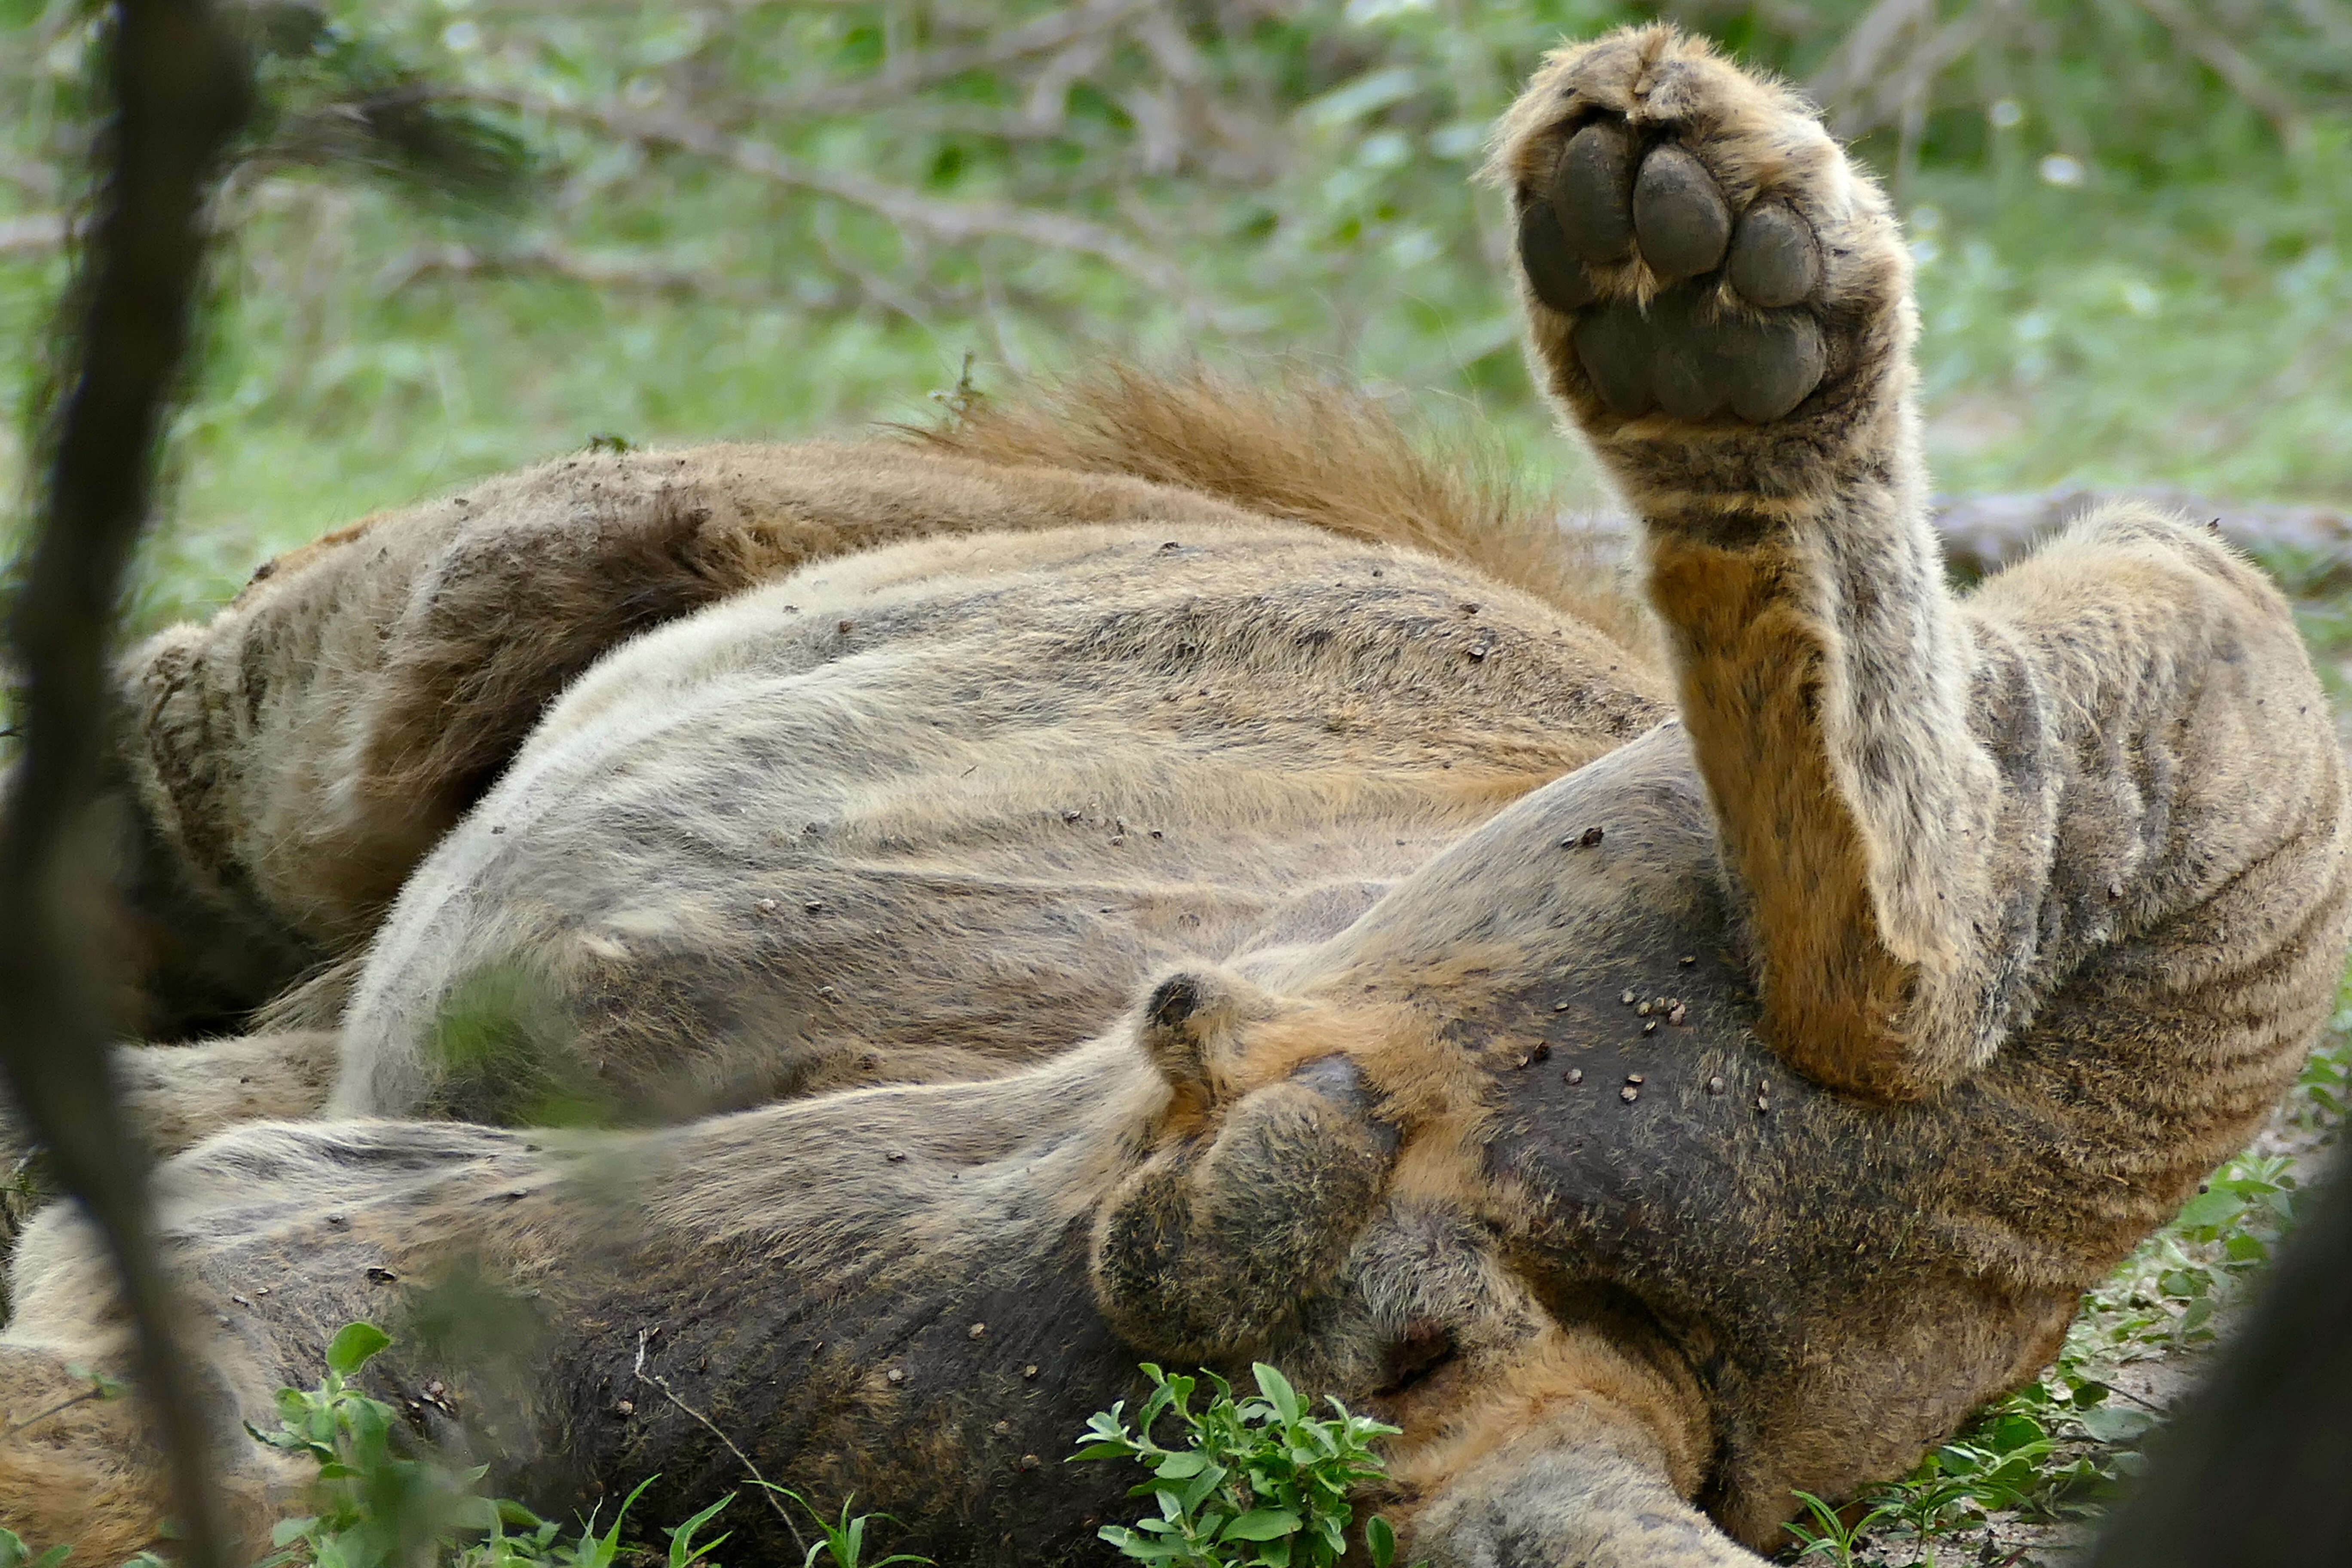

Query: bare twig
[2288,0,2352,54]
[371,238,775,302]
[0,161,62,202]
[754,0,1156,121]
[2129,0,2305,144]
[472,87,1197,297]
[0,214,70,258]
[632,1327,809,1554]
[1850,9,1990,147]
[0,7,248,1568]
[1808,0,1934,131]
[0,1375,113,1446]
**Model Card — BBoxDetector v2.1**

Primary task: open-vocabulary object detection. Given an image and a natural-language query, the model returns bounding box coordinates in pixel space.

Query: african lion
[3,24,2345,1567]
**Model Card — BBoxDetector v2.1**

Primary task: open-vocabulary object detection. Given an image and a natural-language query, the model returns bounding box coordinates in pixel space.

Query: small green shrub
[1071,1362,1415,1568]
[246,1319,936,1568]
[0,1529,70,1568]
[752,1488,932,1568]
[1784,1489,1904,1567]
[247,1321,749,1568]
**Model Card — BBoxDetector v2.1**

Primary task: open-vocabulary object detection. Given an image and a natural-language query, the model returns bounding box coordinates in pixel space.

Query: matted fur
[3,22,2346,1568]
[908,362,1650,650]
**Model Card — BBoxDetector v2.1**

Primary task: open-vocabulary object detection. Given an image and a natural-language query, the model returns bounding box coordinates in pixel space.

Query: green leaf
[1367,1514,1397,1568]
[325,1322,392,1377]
[2077,1401,2155,1443]
[1167,1462,1228,1512]
[1253,1363,1303,1427]
[1152,1451,1212,1479]
[0,1531,57,1568]
[1222,1509,1303,1542]
[2224,1231,2269,1264]
[450,1496,500,1531]
[665,1491,735,1568]
[2170,1188,2241,1231]
[1984,1412,2048,1452]
[2068,1379,2111,1408]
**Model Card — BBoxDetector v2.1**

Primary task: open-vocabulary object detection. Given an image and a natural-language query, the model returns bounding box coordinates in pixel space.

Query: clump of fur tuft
[905,362,1649,651]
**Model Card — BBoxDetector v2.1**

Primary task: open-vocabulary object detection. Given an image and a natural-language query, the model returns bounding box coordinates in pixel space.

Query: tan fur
[4,22,2347,1568]
[910,363,1650,651]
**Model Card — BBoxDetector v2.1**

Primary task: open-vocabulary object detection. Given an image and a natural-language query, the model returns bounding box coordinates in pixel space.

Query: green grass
[1908,116,2352,501]
[6,3,2348,637]
[1791,994,2352,1568]
[16,119,2346,642]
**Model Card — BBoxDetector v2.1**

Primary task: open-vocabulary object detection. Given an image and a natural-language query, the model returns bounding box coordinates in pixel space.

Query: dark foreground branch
[0,3,248,1565]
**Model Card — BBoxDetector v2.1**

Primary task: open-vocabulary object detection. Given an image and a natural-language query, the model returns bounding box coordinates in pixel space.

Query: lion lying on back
[5,23,2346,1568]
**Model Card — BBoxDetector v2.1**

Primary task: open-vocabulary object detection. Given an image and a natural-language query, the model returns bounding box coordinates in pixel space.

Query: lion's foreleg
[1491,26,2348,1101]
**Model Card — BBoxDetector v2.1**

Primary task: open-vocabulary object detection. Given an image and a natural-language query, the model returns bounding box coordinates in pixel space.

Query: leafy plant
[248,1320,745,1568]
[0,1529,69,1568]
[249,1320,515,1568]
[754,1488,933,1568]
[657,1493,736,1568]
[1072,1362,1414,1568]
[1783,1489,1902,1567]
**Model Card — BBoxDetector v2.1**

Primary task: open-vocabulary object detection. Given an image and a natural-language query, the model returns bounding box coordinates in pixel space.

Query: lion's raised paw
[1504,28,1904,427]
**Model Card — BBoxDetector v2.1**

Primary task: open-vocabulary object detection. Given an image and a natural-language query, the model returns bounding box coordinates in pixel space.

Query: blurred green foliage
[2,0,2349,632]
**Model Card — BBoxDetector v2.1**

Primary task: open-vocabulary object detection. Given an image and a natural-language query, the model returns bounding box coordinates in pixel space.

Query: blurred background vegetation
[3,0,2349,632]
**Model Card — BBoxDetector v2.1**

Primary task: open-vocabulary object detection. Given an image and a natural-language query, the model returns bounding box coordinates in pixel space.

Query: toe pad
[1727,204,1821,309]
[1550,121,1637,264]
[1631,146,1731,282]
[1519,201,1598,313]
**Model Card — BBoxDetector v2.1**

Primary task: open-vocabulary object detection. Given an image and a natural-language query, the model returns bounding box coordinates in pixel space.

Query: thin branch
[1836,9,1991,144]
[0,1378,110,1445]
[1808,0,1934,130]
[633,1327,809,1555]
[0,214,69,258]
[2288,0,2352,55]
[2130,0,2305,144]
[472,86,1197,297]
[0,6,249,1568]
[0,160,63,202]
[754,0,1157,120]
[371,238,775,302]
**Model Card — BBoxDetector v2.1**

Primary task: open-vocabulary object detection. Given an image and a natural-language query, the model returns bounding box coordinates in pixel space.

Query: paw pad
[1552,122,1636,263]
[1629,146,1729,281]
[1577,294,1823,422]
[1519,115,1830,423]
[1725,204,1819,309]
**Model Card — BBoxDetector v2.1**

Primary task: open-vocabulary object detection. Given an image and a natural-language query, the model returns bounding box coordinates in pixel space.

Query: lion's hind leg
[1393,1323,1768,1567]
[1,1032,338,1286]
[0,1344,176,1562]
[108,1030,341,1158]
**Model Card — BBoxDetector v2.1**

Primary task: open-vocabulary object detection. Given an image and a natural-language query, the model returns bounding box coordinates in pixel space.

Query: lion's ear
[1136,968,1275,1104]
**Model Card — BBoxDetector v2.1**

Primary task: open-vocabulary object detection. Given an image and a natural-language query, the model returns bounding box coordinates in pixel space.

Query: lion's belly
[334,522,1669,1122]
[1298,727,2109,1541]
